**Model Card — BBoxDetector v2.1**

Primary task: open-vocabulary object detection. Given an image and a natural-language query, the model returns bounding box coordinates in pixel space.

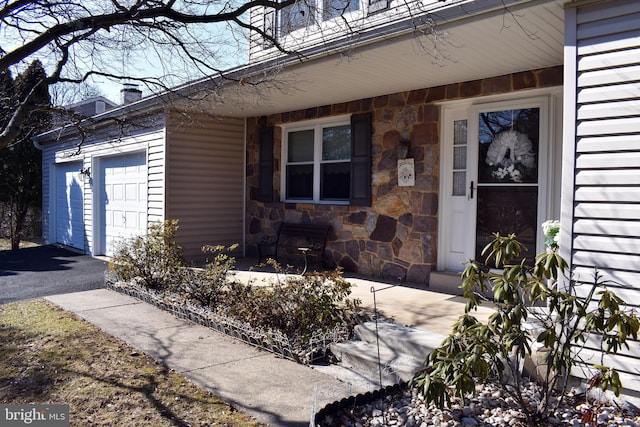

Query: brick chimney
[120,83,142,104]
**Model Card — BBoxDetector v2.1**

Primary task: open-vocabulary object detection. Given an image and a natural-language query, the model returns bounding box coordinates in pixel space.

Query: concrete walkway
[44,268,494,426]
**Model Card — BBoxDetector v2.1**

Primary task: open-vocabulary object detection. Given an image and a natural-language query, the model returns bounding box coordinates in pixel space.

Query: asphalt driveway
[0,245,107,304]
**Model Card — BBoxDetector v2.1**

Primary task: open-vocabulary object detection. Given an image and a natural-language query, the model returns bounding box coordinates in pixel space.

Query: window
[323,0,359,20]
[258,113,371,206]
[284,119,352,202]
[279,0,359,35]
[280,0,317,35]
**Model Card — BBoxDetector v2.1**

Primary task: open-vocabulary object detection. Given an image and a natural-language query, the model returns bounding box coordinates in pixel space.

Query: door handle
[469,181,475,200]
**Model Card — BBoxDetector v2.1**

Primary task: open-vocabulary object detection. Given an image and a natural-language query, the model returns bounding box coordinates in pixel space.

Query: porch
[232,257,494,337]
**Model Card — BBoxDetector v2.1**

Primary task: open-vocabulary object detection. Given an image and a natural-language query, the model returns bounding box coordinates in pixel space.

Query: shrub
[412,233,639,424]
[223,265,363,345]
[108,220,186,290]
[178,244,238,307]
[108,228,364,360]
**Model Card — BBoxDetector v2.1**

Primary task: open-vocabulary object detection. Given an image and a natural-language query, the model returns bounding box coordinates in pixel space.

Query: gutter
[32,0,544,144]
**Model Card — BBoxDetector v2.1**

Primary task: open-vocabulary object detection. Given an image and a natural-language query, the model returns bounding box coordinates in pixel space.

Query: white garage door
[54,162,85,250]
[100,152,147,256]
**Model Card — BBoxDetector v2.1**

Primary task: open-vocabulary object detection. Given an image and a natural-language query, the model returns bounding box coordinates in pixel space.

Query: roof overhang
[34,0,567,143]
[197,0,567,117]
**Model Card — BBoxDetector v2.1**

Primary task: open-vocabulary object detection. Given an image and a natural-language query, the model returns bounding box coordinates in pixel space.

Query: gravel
[316,379,640,427]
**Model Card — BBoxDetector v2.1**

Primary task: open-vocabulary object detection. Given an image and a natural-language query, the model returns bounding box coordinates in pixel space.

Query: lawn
[0,299,262,426]
[0,237,41,250]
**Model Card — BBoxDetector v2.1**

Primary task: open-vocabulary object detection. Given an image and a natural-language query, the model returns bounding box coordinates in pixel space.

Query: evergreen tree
[0,60,51,249]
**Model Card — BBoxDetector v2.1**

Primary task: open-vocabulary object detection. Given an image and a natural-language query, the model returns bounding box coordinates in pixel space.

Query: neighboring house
[34,0,640,392]
[52,96,119,128]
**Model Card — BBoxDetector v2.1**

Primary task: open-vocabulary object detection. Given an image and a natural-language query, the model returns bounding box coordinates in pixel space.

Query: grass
[0,237,42,250]
[0,299,263,426]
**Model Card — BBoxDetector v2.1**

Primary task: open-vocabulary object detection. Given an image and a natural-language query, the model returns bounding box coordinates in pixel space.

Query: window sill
[282,199,350,206]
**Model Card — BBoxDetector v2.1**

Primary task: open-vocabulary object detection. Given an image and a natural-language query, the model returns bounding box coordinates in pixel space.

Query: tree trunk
[10,206,27,250]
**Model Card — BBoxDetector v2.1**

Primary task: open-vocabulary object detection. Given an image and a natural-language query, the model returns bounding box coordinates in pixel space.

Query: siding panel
[575,169,640,185]
[576,152,640,169]
[578,48,640,71]
[577,83,640,104]
[574,203,640,220]
[574,235,640,255]
[573,219,640,237]
[577,100,640,120]
[577,116,640,136]
[166,113,245,261]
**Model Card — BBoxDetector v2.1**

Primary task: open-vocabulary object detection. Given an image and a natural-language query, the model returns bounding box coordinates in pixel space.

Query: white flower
[542,220,560,236]
[542,220,560,249]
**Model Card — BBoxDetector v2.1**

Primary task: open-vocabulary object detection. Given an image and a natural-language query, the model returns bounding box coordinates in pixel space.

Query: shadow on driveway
[0,245,107,304]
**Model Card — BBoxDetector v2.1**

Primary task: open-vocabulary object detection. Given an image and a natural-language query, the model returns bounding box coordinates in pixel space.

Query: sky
[1,5,247,107]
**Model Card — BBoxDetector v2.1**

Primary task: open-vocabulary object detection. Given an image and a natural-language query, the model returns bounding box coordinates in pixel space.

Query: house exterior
[33,89,245,261]
[35,0,640,393]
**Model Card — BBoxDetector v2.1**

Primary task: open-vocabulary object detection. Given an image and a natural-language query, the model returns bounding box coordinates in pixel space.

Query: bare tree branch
[0,0,464,150]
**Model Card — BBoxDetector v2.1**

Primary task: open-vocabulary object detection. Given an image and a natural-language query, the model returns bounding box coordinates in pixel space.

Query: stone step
[354,321,446,360]
[311,362,381,393]
[329,340,425,386]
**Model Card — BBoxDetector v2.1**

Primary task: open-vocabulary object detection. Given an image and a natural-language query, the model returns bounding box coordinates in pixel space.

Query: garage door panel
[125,183,139,201]
[100,152,147,256]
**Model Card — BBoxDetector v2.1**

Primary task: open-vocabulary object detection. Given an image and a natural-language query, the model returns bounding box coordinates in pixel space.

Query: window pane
[280,0,317,34]
[321,162,350,200]
[478,108,539,184]
[323,0,359,20]
[286,164,313,199]
[454,120,467,145]
[288,130,314,162]
[452,171,466,196]
[453,146,466,170]
[322,125,350,161]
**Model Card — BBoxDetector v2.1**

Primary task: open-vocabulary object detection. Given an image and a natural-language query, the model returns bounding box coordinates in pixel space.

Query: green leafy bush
[412,233,639,424]
[108,220,186,290]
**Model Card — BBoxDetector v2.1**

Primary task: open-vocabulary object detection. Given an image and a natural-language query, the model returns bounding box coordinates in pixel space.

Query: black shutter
[257,126,274,202]
[350,112,372,206]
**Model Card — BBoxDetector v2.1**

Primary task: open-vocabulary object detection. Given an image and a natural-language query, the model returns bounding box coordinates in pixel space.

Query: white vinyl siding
[248,0,461,63]
[564,0,640,392]
[165,113,245,261]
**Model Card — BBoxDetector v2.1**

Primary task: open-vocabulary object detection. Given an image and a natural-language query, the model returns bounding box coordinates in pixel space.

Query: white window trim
[280,114,351,204]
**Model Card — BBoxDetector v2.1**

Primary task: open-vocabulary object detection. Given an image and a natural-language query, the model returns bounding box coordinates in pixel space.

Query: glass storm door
[474,107,540,263]
[441,99,547,271]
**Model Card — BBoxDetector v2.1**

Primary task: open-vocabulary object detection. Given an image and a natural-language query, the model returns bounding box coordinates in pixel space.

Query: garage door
[54,162,85,250]
[100,152,147,256]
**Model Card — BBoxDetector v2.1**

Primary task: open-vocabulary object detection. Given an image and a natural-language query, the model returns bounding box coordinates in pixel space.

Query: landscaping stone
[315,380,640,427]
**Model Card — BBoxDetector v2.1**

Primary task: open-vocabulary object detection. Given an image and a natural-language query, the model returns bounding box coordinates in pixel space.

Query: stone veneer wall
[246,66,562,285]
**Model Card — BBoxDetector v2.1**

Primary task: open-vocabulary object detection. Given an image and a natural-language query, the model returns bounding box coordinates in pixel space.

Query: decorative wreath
[485,130,536,169]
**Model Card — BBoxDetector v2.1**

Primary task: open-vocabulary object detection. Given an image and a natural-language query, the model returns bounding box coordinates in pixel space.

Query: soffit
[205,0,566,117]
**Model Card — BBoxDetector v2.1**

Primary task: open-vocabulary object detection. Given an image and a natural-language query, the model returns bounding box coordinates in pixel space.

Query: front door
[440,97,549,271]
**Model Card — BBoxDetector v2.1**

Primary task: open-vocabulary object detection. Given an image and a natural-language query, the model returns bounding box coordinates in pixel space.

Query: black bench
[257,222,331,273]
